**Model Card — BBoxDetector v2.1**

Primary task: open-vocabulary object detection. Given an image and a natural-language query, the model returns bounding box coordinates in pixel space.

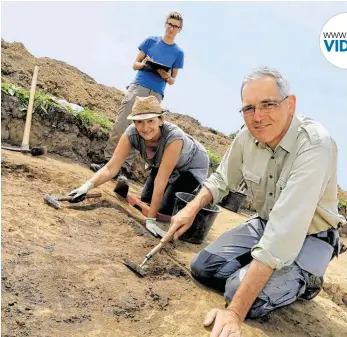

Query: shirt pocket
[241,166,262,202]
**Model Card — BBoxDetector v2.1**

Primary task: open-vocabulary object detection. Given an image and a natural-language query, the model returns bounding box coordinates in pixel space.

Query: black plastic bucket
[220,191,247,213]
[172,192,221,244]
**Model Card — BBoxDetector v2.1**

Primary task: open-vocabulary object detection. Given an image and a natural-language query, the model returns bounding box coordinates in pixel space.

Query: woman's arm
[89,133,132,187]
[147,140,183,218]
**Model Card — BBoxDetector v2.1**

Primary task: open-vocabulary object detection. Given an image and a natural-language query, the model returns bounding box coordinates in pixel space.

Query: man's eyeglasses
[166,22,181,30]
[239,96,289,117]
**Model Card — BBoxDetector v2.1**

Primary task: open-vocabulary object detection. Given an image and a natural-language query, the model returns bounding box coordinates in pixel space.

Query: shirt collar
[276,115,301,153]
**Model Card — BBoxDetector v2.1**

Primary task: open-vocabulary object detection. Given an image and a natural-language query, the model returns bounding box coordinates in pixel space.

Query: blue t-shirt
[133,36,184,96]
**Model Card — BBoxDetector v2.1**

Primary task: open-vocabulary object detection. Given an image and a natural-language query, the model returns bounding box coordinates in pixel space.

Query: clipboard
[144,60,171,73]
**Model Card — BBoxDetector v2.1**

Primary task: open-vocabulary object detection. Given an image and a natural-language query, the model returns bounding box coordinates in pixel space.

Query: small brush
[123,241,167,277]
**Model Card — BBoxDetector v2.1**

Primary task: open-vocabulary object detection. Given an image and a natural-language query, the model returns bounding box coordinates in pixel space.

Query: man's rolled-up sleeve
[251,138,333,269]
[203,135,244,205]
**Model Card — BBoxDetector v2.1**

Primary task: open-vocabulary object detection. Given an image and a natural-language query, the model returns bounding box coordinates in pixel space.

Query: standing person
[70,96,209,228]
[90,11,185,179]
[162,67,346,336]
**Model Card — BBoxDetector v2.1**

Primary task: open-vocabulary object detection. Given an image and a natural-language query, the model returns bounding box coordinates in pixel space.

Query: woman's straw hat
[127,96,167,121]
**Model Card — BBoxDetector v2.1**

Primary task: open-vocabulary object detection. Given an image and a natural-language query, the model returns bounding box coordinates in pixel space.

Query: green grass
[77,107,112,129]
[1,82,57,113]
[1,82,111,130]
[206,146,222,169]
[339,199,347,208]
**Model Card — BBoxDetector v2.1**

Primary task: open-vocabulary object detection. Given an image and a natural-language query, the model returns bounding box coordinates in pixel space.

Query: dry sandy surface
[1,150,347,337]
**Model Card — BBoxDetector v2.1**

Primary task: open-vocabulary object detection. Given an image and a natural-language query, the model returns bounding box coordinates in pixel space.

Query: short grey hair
[240,67,290,99]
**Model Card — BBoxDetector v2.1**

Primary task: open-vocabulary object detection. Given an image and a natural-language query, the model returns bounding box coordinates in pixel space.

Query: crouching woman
[68,96,209,225]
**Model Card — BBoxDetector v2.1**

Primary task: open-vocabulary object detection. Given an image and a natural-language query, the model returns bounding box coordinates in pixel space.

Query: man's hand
[161,206,197,243]
[68,181,93,203]
[204,308,242,337]
[139,55,152,69]
[157,68,171,80]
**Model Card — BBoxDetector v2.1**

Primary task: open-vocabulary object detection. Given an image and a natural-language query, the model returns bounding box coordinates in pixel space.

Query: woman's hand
[146,217,159,236]
[68,181,94,203]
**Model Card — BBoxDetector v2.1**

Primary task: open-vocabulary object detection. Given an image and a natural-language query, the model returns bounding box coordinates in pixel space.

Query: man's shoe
[302,275,323,300]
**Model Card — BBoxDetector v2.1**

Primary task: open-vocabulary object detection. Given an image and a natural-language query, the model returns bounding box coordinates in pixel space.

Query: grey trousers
[104,84,163,168]
[190,217,333,318]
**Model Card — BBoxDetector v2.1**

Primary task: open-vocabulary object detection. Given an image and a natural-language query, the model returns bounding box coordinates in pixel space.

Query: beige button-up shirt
[204,115,346,269]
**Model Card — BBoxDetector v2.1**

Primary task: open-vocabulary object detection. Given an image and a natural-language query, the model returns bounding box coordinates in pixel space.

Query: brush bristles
[122,258,146,277]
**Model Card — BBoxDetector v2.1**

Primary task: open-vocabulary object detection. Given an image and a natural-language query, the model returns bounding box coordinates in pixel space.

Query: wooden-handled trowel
[44,193,102,209]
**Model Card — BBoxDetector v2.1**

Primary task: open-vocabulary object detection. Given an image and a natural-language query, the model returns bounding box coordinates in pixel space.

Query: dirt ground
[1,150,347,337]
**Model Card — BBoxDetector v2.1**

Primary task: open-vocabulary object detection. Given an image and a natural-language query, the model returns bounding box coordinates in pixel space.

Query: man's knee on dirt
[190,250,241,293]
[190,250,209,280]
[191,250,223,279]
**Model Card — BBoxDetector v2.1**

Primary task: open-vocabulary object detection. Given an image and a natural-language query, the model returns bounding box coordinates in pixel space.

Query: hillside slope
[1,40,232,159]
